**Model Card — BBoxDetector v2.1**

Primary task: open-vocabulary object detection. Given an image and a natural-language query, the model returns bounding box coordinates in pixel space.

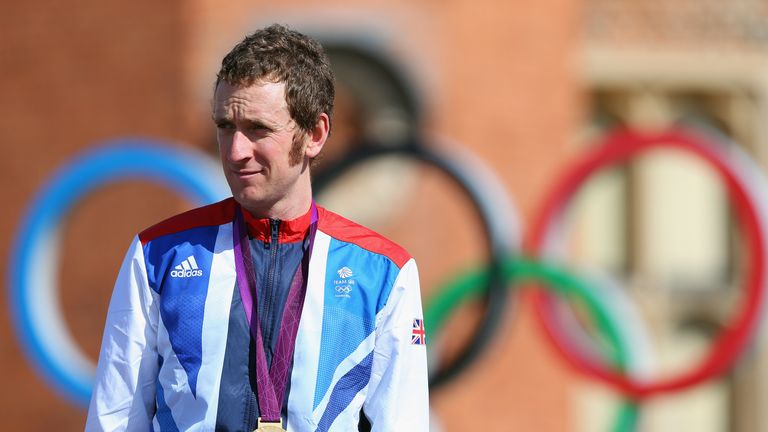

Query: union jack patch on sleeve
[411,318,426,345]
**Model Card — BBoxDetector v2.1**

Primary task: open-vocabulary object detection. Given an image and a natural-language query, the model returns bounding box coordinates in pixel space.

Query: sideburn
[289,132,306,167]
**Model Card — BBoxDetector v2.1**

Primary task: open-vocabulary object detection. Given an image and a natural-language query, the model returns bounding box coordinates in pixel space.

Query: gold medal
[254,417,286,432]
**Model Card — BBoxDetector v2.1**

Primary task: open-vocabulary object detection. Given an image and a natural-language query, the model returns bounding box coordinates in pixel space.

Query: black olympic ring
[314,138,518,390]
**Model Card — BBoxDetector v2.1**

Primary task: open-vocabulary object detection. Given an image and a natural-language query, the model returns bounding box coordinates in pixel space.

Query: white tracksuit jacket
[85,198,428,431]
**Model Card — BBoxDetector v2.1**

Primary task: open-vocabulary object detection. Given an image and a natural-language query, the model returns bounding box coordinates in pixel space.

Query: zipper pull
[266,219,281,248]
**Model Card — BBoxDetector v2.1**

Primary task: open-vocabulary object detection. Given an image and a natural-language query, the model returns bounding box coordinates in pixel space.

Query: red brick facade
[1,1,581,430]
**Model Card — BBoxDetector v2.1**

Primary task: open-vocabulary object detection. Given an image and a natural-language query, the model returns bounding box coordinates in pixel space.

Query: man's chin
[233,191,275,215]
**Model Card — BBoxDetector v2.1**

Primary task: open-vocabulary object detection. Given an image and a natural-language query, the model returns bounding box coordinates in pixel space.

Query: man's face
[213,80,308,215]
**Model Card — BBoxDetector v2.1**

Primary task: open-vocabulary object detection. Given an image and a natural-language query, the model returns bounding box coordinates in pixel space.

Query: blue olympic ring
[8,139,229,406]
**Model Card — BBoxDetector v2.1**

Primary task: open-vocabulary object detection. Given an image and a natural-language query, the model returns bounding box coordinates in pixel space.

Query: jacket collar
[240,203,312,243]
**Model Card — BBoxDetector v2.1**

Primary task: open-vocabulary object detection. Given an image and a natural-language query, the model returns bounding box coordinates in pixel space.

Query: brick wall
[0,1,583,430]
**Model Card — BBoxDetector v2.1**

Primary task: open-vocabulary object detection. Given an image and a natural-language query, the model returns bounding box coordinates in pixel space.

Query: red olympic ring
[526,127,766,399]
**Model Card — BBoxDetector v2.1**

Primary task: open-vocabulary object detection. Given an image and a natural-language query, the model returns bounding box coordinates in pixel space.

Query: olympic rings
[425,257,640,432]
[10,125,767,416]
[313,139,521,389]
[528,127,767,399]
[7,139,229,406]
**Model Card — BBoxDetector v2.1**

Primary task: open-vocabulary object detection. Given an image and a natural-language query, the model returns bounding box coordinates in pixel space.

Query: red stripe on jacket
[317,206,411,269]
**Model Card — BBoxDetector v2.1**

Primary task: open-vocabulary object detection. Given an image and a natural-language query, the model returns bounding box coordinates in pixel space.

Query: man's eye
[216,122,235,130]
[247,124,269,132]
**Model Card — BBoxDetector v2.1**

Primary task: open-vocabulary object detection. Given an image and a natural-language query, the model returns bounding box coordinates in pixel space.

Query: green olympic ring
[425,256,639,432]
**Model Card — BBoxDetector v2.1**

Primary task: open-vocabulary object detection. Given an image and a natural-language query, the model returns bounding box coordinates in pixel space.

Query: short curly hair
[215,24,335,136]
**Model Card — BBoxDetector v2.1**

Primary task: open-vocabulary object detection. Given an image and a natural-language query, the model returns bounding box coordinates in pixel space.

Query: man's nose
[227,130,252,162]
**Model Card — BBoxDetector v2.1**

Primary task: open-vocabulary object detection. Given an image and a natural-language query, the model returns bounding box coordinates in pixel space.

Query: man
[85,24,428,431]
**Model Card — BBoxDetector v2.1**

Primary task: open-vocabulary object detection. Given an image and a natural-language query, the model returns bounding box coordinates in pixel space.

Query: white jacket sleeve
[85,236,159,431]
[364,258,429,430]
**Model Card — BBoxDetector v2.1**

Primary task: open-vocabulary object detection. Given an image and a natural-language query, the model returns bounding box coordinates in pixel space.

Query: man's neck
[240,191,312,221]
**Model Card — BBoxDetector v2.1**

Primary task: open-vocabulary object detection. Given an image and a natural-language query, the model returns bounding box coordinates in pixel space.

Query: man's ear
[304,113,330,159]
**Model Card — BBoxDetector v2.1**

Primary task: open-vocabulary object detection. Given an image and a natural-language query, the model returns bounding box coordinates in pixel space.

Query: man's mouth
[232,169,263,178]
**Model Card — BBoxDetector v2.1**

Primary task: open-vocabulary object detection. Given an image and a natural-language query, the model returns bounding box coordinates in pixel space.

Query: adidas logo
[170,256,203,278]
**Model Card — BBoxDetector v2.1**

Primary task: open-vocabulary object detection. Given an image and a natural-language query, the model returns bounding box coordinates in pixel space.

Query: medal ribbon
[232,202,318,424]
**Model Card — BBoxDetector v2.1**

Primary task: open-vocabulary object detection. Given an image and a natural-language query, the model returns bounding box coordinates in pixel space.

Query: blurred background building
[4,0,768,430]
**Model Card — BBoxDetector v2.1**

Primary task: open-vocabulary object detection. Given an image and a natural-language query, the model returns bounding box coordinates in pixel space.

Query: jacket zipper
[262,219,281,366]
